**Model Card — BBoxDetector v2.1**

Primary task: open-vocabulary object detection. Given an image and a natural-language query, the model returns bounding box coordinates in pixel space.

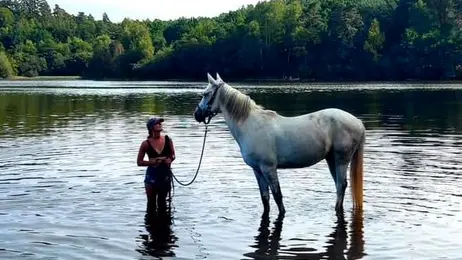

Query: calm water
[1,80,461,260]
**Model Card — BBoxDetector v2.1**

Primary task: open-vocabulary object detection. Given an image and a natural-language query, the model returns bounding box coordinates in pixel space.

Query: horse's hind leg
[326,150,337,184]
[334,161,349,212]
[327,150,350,212]
[253,168,270,216]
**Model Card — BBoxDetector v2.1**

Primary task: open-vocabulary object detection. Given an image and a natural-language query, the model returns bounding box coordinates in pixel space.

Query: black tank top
[146,135,172,160]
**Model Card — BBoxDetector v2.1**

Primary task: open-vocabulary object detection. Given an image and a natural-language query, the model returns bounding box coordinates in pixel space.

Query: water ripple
[1,84,462,259]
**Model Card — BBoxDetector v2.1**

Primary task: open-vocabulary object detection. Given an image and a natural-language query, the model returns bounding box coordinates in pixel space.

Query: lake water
[0,80,461,260]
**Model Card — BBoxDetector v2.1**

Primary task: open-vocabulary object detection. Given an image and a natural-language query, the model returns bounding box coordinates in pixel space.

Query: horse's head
[194,72,224,123]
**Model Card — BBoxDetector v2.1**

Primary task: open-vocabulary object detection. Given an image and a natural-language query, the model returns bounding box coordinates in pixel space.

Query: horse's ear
[216,73,223,83]
[207,73,216,85]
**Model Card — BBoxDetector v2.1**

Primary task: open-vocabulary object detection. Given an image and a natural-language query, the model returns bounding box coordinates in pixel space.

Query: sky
[46,0,267,22]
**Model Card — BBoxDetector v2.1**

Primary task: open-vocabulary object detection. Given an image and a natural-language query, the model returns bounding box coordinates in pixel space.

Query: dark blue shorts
[144,166,171,187]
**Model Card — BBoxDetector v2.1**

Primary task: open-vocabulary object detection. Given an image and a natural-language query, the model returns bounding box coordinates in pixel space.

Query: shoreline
[3,76,83,81]
[2,75,461,85]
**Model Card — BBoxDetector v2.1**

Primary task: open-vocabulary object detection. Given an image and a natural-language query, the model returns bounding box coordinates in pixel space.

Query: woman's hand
[164,158,172,164]
[150,157,165,166]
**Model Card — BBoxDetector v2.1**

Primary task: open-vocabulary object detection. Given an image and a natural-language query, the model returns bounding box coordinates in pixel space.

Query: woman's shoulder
[141,139,150,147]
[164,134,173,142]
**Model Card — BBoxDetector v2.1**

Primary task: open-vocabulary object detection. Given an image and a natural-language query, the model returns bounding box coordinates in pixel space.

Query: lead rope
[170,114,214,186]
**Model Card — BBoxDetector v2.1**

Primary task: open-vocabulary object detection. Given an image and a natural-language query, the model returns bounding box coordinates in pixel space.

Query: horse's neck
[218,84,259,144]
[222,109,258,146]
[222,109,241,138]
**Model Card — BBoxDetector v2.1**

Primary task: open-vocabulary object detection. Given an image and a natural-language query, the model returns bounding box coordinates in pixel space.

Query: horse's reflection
[136,208,178,258]
[244,209,365,259]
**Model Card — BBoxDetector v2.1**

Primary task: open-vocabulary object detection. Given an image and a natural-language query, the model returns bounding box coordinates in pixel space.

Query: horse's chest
[239,140,277,168]
[231,124,277,167]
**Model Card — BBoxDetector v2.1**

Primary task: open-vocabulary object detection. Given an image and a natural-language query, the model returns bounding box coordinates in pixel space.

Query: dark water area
[0,80,461,259]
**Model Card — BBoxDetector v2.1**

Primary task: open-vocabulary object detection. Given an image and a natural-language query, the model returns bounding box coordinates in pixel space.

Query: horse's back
[279,108,363,131]
[270,108,364,168]
[320,108,364,134]
[318,108,364,130]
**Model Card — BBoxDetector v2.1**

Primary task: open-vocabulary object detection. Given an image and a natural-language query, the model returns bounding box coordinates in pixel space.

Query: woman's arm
[164,137,176,165]
[169,137,176,161]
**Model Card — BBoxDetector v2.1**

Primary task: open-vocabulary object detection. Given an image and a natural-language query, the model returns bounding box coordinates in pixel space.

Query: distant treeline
[0,0,461,81]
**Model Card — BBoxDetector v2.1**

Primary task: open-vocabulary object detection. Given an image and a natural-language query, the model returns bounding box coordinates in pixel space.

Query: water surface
[1,80,461,259]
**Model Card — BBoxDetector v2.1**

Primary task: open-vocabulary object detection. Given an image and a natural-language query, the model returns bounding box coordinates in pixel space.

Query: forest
[0,0,461,81]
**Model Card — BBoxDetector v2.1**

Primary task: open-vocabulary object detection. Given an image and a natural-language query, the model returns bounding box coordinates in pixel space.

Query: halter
[203,83,220,124]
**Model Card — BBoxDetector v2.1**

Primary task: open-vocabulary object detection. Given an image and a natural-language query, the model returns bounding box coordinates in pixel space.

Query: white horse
[194,73,365,217]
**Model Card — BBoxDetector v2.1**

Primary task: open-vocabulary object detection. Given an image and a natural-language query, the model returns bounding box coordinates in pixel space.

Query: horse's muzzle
[194,107,206,123]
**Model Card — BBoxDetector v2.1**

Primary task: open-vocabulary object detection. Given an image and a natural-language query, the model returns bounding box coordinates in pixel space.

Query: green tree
[364,18,385,62]
[0,0,460,81]
[0,51,14,78]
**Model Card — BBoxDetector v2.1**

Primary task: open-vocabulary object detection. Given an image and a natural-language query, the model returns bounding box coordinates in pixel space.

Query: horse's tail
[350,132,365,209]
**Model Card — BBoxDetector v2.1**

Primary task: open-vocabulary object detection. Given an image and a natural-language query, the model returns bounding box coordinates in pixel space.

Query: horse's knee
[335,163,348,190]
[337,178,347,189]
[260,192,270,211]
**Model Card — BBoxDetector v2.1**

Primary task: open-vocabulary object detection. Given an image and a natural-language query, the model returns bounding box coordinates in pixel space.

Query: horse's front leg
[253,168,270,217]
[261,165,285,217]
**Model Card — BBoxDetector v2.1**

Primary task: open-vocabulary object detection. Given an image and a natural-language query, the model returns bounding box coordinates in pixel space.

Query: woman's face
[152,122,163,132]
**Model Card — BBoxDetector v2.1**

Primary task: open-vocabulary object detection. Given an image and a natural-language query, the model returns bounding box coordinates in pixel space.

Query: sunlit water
[1,80,461,260]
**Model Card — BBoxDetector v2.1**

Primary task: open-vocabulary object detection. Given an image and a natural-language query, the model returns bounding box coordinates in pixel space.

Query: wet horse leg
[261,165,285,217]
[253,168,270,217]
[327,149,351,212]
[326,149,337,185]
[334,160,350,212]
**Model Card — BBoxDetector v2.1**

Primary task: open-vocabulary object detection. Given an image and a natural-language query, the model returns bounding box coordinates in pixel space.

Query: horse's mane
[218,83,263,123]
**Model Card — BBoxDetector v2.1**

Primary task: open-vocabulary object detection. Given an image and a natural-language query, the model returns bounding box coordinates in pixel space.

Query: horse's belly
[274,127,329,169]
[277,149,326,169]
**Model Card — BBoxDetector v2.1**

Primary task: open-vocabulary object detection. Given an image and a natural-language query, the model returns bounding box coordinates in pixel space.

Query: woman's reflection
[137,208,178,258]
[244,209,365,259]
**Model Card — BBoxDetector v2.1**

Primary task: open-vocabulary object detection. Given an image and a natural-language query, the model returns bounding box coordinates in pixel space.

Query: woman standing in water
[137,117,176,213]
